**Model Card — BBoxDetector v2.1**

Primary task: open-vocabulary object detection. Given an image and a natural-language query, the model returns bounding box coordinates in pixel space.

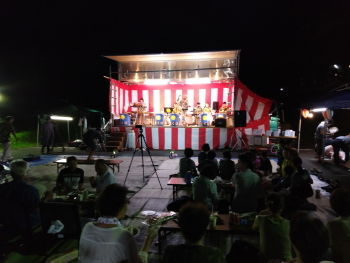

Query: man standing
[194,102,202,126]
[330,134,350,165]
[56,156,84,193]
[41,116,54,155]
[83,128,106,160]
[177,95,190,126]
[89,159,116,194]
[314,119,334,162]
[0,116,18,163]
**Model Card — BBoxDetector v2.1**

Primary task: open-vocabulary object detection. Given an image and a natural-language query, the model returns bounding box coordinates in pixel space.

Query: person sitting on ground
[219,150,236,180]
[163,202,226,263]
[197,150,219,177]
[83,128,107,160]
[277,138,287,166]
[290,157,313,200]
[56,156,84,193]
[285,139,299,159]
[280,148,293,179]
[326,188,350,263]
[273,165,294,192]
[231,154,262,213]
[287,212,330,263]
[0,160,52,231]
[90,159,116,194]
[193,165,219,211]
[79,184,158,263]
[178,148,197,178]
[252,192,292,263]
[198,143,218,166]
[259,151,272,175]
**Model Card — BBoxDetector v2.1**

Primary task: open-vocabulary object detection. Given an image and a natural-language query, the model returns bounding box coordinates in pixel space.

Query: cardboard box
[46,248,78,263]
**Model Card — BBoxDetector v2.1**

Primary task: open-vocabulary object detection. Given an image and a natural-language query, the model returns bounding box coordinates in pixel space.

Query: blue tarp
[301,90,350,109]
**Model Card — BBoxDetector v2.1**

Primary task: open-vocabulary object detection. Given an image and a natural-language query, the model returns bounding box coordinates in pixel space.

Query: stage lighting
[311,108,327,112]
[51,116,73,121]
[334,64,339,69]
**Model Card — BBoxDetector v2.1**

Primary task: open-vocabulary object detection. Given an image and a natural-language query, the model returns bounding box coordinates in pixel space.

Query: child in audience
[198,143,218,166]
[287,212,329,263]
[219,151,235,180]
[326,188,350,263]
[273,165,294,192]
[177,148,197,178]
[252,193,292,263]
[259,152,272,175]
[290,157,313,200]
[277,138,287,166]
[197,150,219,177]
[280,148,293,179]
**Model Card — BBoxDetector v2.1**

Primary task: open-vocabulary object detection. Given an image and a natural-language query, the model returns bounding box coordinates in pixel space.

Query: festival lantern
[301,109,309,118]
[322,109,334,120]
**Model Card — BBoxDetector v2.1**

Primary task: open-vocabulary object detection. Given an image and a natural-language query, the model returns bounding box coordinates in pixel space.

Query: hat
[197,102,200,104]
[223,102,227,104]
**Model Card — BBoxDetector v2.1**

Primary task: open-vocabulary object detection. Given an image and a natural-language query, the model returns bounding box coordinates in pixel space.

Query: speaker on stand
[231,110,248,150]
[212,101,219,111]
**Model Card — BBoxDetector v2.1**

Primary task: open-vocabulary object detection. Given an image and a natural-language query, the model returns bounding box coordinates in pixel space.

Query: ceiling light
[334,64,339,69]
[311,108,327,112]
[185,78,211,84]
[144,79,169,85]
[51,116,73,121]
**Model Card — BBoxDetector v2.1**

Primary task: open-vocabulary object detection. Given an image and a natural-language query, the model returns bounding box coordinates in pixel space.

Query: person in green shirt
[252,192,292,263]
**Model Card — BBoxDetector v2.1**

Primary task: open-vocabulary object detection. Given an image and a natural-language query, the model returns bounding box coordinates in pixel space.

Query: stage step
[106,131,126,150]
[106,145,121,151]
[108,137,123,142]
[107,141,122,146]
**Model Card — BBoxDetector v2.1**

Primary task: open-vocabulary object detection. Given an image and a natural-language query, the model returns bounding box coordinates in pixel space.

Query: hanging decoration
[322,109,334,120]
[301,109,310,118]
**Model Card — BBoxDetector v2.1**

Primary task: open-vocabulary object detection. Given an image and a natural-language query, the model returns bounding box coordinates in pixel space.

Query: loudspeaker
[215,118,227,127]
[90,112,102,128]
[234,110,247,127]
[212,101,219,110]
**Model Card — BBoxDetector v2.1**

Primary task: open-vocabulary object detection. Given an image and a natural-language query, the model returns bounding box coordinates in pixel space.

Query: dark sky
[1,0,349,128]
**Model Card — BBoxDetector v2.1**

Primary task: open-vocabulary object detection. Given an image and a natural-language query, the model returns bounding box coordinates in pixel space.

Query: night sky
[1,0,349,134]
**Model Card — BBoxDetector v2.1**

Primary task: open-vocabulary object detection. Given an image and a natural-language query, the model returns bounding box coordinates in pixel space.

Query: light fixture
[144,79,169,85]
[308,113,314,118]
[280,87,284,91]
[111,148,118,158]
[334,64,339,69]
[311,108,327,112]
[51,116,73,121]
[188,71,192,78]
[185,78,211,84]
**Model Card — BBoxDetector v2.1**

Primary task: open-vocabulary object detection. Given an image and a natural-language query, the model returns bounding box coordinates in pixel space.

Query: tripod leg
[140,134,163,190]
[140,134,145,182]
[123,135,140,186]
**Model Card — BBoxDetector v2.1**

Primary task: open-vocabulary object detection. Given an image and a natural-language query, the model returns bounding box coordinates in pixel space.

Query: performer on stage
[314,119,334,162]
[219,102,229,113]
[177,95,191,126]
[172,102,182,114]
[194,102,203,126]
[203,102,212,113]
[136,98,147,125]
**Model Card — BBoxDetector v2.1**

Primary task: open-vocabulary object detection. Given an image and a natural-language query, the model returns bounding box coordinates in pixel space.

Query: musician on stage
[219,102,229,113]
[177,95,191,126]
[172,102,182,114]
[203,102,213,126]
[194,102,203,126]
[314,119,334,162]
[136,98,147,125]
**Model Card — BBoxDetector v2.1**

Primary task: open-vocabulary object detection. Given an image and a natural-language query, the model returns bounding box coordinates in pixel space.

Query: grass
[0,130,37,149]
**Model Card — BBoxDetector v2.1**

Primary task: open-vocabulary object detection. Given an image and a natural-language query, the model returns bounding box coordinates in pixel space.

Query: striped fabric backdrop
[110,79,234,115]
[111,127,234,150]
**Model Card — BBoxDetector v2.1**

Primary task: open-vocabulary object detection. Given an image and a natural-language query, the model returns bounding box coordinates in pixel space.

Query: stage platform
[111,126,233,150]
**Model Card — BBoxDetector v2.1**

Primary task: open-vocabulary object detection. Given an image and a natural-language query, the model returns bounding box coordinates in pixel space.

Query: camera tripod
[123,126,163,189]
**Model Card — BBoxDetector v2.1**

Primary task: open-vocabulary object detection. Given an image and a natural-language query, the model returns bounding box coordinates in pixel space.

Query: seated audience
[259,151,272,175]
[277,138,287,166]
[198,143,210,164]
[285,139,299,159]
[79,184,157,263]
[163,202,226,263]
[280,148,293,179]
[290,157,313,200]
[287,212,329,263]
[231,154,262,213]
[273,165,294,192]
[219,151,236,180]
[197,150,219,176]
[90,159,116,194]
[178,148,197,178]
[56,156,84,193]
[252,193,292,263]
[326,188,350,263]
[193,165,219,211]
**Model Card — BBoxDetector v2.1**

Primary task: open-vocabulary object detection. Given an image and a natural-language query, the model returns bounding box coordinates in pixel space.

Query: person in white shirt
[90,159,116,194]
[79,184,158,263]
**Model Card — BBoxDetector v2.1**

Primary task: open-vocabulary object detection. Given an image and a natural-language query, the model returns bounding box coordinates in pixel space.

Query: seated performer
[172,102,182,114]
[219,102,229,113]
[202,103,212,125]
[136,98,147,125]
[177,95,190,126]
[193,102,202,126]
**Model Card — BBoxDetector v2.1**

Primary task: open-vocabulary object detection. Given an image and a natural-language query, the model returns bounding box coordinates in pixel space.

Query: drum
[154,114,165,126]
[216,113,227,119]
[120,113,131,125]
[200,114,211,126]
[170,114,180,126]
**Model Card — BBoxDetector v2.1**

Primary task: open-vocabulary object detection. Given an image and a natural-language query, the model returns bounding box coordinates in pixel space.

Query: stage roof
[105,50,240,63]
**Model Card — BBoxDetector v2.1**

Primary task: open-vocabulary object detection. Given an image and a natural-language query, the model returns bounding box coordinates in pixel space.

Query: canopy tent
[301,89,350,110]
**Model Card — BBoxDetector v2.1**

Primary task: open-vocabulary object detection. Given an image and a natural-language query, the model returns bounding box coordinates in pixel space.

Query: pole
[67,120,70,142]
[322,119,327,163]
[37,115,40,147]
[297,109,302,153]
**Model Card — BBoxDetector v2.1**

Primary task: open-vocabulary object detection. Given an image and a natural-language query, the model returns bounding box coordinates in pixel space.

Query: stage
[111,126,234,150]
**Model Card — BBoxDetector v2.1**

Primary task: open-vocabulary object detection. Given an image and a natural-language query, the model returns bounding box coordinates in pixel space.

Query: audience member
[285,139,299,159]
[0,116,18,163]
[163,202,226,263]
[231,154,262,213]
[326,188,350,263]
[79,184,158,263]
[273,165,294,192]
[290,157,313,200]
[197,150,219,176]
[287,212,329,263]
[277,138,287,166]
[90,159,116,194]
[280,148,293,179]
[178,148,197,178]
[41,116,54,155]
[193,165,219,211]
[56,156,84,193]
[252,193,292,263]
[219,151,236,180]
[259,151,272,175]
[83,128,106,160]
[198,143,210,163]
